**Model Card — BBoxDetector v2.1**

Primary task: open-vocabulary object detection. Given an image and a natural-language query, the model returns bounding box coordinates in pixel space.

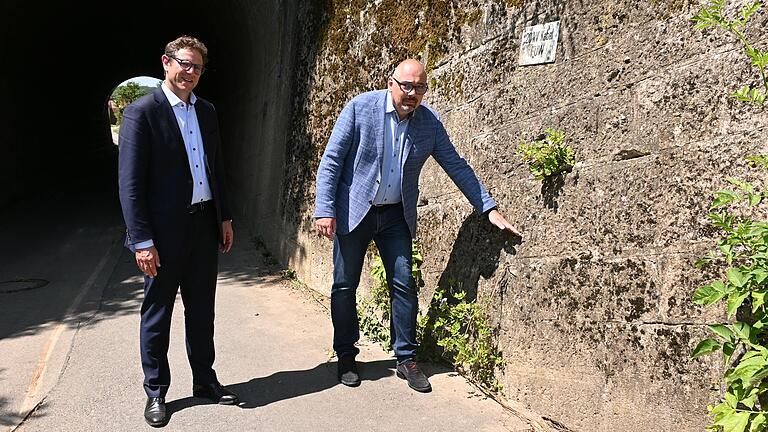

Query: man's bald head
[393,59,427,82]
[388,59,429,120]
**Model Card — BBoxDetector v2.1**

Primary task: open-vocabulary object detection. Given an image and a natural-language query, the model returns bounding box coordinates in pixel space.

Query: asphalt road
[0,167,531,432]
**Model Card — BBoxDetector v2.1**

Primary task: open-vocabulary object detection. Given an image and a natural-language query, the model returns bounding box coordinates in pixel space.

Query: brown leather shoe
[192,382,239,405]
[396,360,432,393]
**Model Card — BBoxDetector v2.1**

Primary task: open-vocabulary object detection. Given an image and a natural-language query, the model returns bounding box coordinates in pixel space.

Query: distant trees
[110,82,153,124]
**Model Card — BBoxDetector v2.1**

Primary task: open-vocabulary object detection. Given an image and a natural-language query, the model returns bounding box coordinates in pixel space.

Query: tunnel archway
[0,1,299,219]
[0,5,302,422]
[107,77,162,143]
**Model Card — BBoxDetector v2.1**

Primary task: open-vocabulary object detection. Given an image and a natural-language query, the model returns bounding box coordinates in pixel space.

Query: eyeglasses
[168,55,206,75]
[391,76,428,95]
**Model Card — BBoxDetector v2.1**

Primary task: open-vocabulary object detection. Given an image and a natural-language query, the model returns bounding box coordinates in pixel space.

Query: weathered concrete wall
[218,0,300,254]
[264,1,768,431]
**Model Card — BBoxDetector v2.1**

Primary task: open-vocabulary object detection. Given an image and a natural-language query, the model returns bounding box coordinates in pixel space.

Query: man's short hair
[164,35,208,63]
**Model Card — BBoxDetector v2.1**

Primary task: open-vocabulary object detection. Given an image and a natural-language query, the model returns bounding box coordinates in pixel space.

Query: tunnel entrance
[0,1,299,219]
[0,3,301,424]
[107,76,162,144]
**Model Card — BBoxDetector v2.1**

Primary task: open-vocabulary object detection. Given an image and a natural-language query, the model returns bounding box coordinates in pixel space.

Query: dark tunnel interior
[0,1,299,226]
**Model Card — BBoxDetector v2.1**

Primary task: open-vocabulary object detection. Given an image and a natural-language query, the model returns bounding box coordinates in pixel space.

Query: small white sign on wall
[519,20,560,66]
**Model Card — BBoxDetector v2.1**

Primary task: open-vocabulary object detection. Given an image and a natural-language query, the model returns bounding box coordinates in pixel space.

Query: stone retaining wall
[261,1,768,430]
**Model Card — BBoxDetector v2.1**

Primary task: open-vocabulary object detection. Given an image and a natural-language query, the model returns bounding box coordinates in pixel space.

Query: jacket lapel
[373,92,386,168]
[401,106,421,170]
[153,89,191,180]
[154,89,185,148]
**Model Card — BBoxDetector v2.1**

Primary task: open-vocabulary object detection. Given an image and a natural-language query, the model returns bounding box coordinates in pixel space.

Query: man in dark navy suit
[118,35,238,427]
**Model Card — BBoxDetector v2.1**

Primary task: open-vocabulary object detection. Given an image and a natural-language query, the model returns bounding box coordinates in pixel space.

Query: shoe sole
[192,392,239,405]
[339,377,361,387]
[396,370,432,393]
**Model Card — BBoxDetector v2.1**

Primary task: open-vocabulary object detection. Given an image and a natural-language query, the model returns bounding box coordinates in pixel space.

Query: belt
[187,200,213,214]
[372,202,402,208]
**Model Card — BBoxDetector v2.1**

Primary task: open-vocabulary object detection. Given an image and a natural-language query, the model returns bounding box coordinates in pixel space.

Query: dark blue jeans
[332,203,418,363]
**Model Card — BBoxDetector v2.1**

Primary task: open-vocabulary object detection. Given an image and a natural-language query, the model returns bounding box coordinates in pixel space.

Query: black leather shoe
[192,382,239,405]
[144,397,167,427]
[337,356,360,387]
[396,360,432,393]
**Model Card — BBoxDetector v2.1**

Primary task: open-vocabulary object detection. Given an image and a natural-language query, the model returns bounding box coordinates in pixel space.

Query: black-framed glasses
[391,76,428,95]
[168,55,206,75]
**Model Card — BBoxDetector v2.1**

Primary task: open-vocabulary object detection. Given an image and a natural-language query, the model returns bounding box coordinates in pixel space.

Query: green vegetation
[111,82,154,124]
[358,242,504,393]
[690,3,768,430]
[692,158,768,432]
[357,299,393,349]
[418,279,505,392]
[517,128,575,180]
[693,0,768,105]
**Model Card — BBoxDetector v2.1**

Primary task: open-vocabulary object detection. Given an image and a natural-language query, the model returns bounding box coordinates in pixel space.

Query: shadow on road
[166,359,394,417]
[0,394,20,428]
[0,150,130,343]
[0,390,50,429]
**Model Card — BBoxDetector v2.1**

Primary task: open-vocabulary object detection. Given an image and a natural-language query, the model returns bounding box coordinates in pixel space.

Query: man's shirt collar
[386,90,396,114]
[385,90,415,122]
[161,82,197,107]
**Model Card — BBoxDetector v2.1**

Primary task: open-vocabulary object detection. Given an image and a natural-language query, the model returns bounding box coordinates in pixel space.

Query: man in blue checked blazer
[314,59,521,392]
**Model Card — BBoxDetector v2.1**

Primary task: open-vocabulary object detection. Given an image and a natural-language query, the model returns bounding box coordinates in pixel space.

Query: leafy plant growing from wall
[418,279,505,392]
[693,0,768,105]
[517,128,575,180]
[691,157,768,432]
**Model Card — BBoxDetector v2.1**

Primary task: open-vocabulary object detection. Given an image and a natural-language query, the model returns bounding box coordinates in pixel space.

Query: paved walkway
[5,225,532,431]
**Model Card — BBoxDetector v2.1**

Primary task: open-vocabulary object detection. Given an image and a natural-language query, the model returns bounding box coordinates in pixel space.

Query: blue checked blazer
[314,90,497,238]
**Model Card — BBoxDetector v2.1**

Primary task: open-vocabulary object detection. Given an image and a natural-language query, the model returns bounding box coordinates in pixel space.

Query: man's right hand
[315,218,336,239]
[136,246,161,277]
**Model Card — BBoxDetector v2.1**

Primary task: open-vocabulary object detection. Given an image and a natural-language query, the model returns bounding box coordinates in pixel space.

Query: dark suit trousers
[140,205,219,398]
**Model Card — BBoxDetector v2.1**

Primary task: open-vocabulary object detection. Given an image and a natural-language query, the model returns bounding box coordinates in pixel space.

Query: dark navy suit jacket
[118,88,230,262]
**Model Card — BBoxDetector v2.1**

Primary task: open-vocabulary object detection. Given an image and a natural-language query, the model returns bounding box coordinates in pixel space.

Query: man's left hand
[488,209,522,237]
[221,220,234,252]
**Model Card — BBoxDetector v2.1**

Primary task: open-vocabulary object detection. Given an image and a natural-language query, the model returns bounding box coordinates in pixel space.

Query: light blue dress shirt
[372,91,410,205]
[133,84,213,250]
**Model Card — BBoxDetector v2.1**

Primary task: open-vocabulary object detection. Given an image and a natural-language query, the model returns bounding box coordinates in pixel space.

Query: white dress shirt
[133,84,213,250]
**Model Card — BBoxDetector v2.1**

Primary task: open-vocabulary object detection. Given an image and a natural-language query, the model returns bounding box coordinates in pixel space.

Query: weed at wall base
[418,281,505,393]
[357,241,504,394]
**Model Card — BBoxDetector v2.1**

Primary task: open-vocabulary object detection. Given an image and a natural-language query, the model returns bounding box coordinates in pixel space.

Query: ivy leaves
[733,86,767,106]
[692,0,762,31]
[692,6,767,428]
